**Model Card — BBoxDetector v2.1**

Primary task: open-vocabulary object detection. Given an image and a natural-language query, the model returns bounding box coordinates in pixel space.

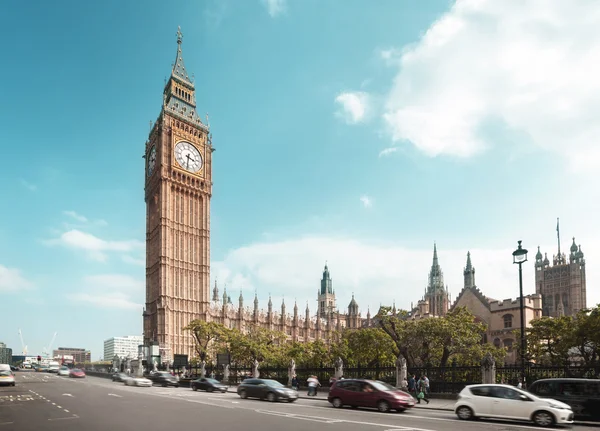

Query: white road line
[48,416,78,421]
[64,410,69,413]
[62,393,73,397]
[108,394,123,398]
[0,422,15,426]
[57,405,62,408]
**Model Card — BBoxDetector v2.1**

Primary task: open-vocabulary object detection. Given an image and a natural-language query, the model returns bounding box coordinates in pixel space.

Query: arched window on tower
[503,314,513,329]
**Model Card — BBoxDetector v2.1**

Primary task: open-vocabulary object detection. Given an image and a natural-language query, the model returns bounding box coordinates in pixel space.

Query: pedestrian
[401,377,408,391]
[291,375,299,391]
[408,374,416,396]
[416,376,430,404]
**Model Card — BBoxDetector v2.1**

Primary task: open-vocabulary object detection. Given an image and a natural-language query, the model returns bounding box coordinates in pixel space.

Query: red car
[328,379,415,412]
[69,368,86,378]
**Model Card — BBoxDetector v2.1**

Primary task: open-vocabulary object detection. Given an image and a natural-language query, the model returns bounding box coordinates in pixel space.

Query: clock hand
[186,153,192,169]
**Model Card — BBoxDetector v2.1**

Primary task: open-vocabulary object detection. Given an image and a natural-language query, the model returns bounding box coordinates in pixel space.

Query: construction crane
[18,329,27,356]
[42,332,58,358]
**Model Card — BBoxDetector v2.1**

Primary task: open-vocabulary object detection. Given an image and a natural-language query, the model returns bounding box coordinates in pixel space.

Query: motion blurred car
[0,369,16,387]
[123,376,152,387]
[69,368,86,378]
[237,379,298,402]
[454,384,573,427]
[148,371,179,387]
[191,377,228,393]
[57,366,70,377]
[112,372,129,382]
[328,379,415,412]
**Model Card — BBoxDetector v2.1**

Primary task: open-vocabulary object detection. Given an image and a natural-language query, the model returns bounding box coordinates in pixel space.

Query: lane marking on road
[62,394,73,397]
[64,410,69,413]
[48,416,79,421]
[186,398,234,409]
[108,393,123,398]
[255,410,343,424]
[0,422,15,427]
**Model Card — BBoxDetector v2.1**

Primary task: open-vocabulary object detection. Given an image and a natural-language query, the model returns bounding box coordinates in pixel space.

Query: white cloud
[70,274,144,309]
[261,0,286,17]
[20,179,37,191]
[122,255,145,266]
[45,229,144,262]
[82,274,144,291]
[63,210,88,223]
[360,195,373,208]
[212,236,599,315]
[69,292,142,310]
[382,0,600,169]
[378,147,398,157]
[0,265,32,292]
[335,91,370,124]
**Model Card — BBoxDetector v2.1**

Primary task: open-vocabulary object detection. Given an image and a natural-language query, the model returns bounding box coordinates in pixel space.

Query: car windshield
[370,381,397,391]
[264,380,284,388]
[71,369,82,372]
[0,370,12,376]
[205,378,220,384]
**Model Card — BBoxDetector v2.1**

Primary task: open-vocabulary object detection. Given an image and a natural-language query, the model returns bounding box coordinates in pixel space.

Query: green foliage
[342,328,396,366]
[184,320,231,361]
[228,325,286,366]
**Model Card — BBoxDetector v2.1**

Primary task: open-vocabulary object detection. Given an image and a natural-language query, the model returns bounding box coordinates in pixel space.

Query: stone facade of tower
[411,244,450,318]
[535,223,587,317]
[143,28,213,360]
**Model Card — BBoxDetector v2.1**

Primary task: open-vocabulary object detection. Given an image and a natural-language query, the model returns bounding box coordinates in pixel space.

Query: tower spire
[433,242,439,267]
[557,217,561,258]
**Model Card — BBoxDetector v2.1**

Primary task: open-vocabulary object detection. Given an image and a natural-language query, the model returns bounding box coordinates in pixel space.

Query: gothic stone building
[142,30,364,360]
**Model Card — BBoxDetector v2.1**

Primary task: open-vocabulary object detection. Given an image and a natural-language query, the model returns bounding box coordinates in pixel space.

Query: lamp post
[512,240,528,387]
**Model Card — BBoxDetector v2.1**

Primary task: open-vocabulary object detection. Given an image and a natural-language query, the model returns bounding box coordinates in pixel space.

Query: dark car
[328,379,415,412]
[528,378,600,421]
[149,372,180,387]
[112,372,129,382]
[237,379,298,402]
[191,377,227,393]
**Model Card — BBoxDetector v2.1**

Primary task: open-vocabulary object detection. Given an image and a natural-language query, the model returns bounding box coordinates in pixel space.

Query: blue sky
[1,0,599,360]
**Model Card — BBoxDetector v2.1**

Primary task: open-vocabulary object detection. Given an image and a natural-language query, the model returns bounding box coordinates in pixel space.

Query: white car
[454,384,573,427]
[123,376,152,387]
[0,369,15,387]
[58,366,70,376]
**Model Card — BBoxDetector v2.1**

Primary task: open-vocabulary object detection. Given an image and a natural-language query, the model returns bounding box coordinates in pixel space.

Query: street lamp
[512,240,528,387]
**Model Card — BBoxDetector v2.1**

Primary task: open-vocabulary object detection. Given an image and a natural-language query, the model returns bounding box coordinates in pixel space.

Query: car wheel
[377,400,390,413]
[192,385,197,391]
[267,392,276,402]
[332,397,343,408]
[456,406,474,420]
[532,410,555,427]
[239,390,247,399]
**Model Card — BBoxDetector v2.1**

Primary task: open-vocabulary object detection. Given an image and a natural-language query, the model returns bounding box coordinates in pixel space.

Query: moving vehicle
[454,384,573,427]
[148,372,179,387]
[123,376,152,387]
[112,372,129,382]
[328,379,415,412]
[191,377,228,393]
[69,368,86,378]
[237,379,298,402]
[58,366,70,377]
[0,369,16,387]
[528,378,600,421]
[47,361,60,373]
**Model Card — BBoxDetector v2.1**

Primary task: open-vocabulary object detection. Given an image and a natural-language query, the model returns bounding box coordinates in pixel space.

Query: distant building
[535,219,586,317]
[104,336,143,360]
[0,342,13,364]
[52,347,90,364]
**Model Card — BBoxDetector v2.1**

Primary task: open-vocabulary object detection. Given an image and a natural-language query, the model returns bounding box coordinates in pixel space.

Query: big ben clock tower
[143,27,213,360]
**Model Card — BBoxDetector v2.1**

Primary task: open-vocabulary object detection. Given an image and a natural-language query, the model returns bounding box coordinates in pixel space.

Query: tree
[184,320,230,361]
[342,328,396,367]
[228,325,286,366]
[375,307,414,366]
[569,306,600,368]
[526,316,573,365]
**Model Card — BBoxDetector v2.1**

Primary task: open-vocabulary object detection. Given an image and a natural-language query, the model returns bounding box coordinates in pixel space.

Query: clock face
[147,146,157,177]
[174,141,203,173]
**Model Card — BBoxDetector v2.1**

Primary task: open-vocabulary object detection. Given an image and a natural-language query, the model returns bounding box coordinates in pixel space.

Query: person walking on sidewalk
[307,375,320,396]
[408,374,416,396]
[416,376,430,404]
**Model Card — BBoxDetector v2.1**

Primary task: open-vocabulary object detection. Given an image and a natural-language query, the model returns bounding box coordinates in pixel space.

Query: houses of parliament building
[142,30,588,363]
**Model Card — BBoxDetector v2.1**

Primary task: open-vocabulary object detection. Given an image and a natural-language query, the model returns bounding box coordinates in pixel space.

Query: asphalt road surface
[0,372,595,431]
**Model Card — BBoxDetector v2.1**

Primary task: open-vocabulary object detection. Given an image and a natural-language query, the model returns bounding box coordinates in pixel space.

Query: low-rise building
[0,342,12,364]
[52,347,90,364]
[104,336,143,359]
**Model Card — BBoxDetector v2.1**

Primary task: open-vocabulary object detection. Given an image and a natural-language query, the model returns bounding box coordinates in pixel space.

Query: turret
[464,251,476,288]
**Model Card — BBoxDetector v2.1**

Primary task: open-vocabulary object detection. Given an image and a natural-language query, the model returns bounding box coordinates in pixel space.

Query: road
[0,371,593,431]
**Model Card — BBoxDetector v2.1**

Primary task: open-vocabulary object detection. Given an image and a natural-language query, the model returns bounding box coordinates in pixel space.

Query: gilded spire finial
[177,26,183,45]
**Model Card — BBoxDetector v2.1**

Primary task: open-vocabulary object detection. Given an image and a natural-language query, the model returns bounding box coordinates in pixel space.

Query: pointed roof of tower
[239,290,244,301]
[294,300,298,312]
[465,251,472,270]
[433,242,439,267]
[172,27,192,85]
[570,237,578,253]
[535,246,542,260]
[254,291,259,305]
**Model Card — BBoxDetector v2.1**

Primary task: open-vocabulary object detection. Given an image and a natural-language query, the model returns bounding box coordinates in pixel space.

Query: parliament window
[503,314,513,328]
